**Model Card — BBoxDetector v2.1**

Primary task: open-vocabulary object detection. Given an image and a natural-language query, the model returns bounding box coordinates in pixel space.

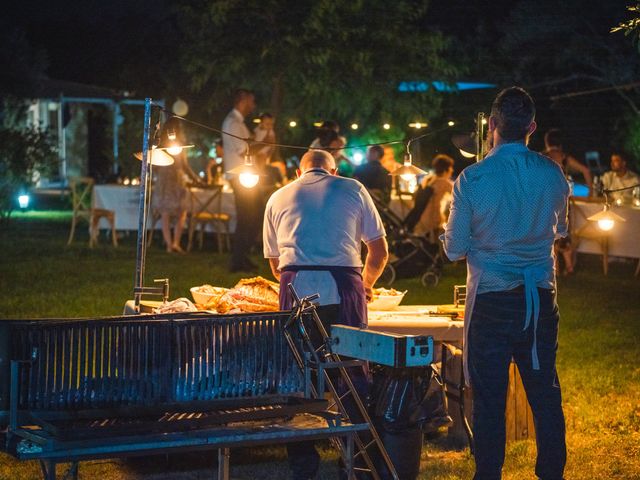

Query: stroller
[370,188,444,287]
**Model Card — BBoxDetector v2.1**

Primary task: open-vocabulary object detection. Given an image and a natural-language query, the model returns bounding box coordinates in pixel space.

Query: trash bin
[370,365,451,480]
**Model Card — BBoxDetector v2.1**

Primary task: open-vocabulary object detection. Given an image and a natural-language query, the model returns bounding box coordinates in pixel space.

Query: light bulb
[18,194,29,209]
[401,173,415,182]
[351,123,359,130]
[460,149,476,158]
[167,146,183,155]
[383,123,390,130]
[289,120,297,128]
[448,121,455,127]
[353,151,364,165]
[481,118,488,125]
[615,197,623,206]
[167,129,177,141]
[597,219,615,231]
[239,173,259,188]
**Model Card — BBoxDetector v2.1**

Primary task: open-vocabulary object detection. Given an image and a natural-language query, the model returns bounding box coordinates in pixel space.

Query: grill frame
[0,311,304,426]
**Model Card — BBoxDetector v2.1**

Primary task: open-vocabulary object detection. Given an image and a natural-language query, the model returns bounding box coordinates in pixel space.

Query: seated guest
[601,152,640,202]
[354,145,392,203]
[410,154,454,239]
[544,129,593,196]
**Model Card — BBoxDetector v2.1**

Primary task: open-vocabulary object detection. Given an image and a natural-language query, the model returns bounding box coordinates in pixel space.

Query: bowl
[368,291,407,310]
[190,285,228,306]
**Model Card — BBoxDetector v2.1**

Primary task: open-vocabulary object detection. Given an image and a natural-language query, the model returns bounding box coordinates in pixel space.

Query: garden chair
[66,177,118,248]
[187,184,231,252]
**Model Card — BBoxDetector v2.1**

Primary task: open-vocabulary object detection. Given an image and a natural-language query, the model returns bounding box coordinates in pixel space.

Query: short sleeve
[359,186,386,243]
[262,199,280,258]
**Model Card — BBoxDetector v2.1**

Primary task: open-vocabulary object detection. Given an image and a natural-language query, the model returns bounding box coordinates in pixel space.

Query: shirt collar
[486,141,529,158]
[302,168,331,176]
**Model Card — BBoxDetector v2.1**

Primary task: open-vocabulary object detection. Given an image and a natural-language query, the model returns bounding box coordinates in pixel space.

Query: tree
[176,0,463,129]
[0,127,57,224]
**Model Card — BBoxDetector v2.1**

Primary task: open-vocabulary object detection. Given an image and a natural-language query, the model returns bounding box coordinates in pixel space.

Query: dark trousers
[287,304,370,480]
[468,287,566,480]
[229,178,261,270]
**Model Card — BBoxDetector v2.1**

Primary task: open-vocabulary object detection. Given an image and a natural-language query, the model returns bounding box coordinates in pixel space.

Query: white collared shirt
[443,142,570,294]
[222,108,251,175]
[263,169,386,305]
[601,170,640,201]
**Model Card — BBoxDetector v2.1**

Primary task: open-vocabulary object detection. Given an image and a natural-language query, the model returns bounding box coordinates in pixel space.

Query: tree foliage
[176,0,463,127]
[0,127,57,223]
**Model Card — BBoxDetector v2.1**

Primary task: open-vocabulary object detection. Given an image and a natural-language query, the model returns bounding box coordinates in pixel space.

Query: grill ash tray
[28,396,328,439]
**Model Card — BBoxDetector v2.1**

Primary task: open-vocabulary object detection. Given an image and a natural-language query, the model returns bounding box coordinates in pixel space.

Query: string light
[383,123,391,130]
[229,150,260,189]
[448,120,455,127]
[351,123,359,130]
[587,185,640,230]
[152,103,445,163]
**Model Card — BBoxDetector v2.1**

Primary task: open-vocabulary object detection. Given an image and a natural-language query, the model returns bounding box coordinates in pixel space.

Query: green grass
[1,214,639,479]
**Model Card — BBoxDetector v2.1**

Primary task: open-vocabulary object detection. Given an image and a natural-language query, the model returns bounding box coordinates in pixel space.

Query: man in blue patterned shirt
[442,87,570,480]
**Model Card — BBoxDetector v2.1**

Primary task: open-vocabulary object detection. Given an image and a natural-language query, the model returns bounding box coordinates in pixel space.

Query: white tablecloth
[92,184,237,232]
[572,200,640,259]
[367,305,464,343]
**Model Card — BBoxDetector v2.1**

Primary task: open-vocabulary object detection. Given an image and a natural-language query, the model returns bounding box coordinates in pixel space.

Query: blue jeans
[468,288,566,480]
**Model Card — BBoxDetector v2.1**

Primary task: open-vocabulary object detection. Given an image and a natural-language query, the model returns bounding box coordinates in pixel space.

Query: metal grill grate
[3,311,303,412]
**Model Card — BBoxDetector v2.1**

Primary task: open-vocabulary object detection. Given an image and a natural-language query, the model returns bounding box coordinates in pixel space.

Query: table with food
[123,279,469,442]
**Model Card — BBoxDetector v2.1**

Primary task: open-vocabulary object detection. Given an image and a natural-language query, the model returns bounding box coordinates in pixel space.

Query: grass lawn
[1,212,639,479]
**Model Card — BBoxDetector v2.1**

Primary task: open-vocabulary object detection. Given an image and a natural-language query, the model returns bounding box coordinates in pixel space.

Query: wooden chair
[67,177,118,248]
[187,184,231,252]
[570,198,610,275]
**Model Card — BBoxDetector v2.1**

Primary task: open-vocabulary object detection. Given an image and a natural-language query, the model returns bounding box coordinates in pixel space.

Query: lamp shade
[587,205,626,231]
[134,147,175,166]
[452,133,477,158]
[389,154,428,179]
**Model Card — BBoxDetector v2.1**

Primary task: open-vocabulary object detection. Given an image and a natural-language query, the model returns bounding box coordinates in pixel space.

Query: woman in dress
[152,117,201,253]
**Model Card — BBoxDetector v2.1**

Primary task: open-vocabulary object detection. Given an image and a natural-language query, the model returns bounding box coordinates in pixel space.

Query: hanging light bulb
[383,123,391,130]
[587,202,626,231]
[167,145,183,155]
[389,150,428,180]
[134,146,175,166]
[229,150,260,188]
[239,172,260,188]
[167,129,177,141]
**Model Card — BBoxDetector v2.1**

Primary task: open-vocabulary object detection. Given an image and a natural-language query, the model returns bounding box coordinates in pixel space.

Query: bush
[0,127,57,223]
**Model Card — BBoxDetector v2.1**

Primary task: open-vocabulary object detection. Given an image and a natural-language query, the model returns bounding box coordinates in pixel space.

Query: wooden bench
[0,311,367,479]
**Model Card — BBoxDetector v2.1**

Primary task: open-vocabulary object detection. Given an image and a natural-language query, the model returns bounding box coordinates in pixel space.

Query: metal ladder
[283,285,399,480]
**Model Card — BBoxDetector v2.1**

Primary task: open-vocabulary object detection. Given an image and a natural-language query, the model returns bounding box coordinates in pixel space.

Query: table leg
[217,447,230,480]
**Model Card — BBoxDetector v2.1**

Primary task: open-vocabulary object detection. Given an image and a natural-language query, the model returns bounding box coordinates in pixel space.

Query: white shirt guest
[601,153,640,202]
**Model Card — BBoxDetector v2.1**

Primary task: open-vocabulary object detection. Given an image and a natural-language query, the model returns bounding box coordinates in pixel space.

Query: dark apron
[279,265,368,328]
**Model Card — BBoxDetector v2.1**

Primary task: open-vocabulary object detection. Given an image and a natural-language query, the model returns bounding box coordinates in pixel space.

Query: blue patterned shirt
[442,142,570,294]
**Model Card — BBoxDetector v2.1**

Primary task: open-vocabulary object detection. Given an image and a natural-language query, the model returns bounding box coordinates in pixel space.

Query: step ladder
[283,284,399,480]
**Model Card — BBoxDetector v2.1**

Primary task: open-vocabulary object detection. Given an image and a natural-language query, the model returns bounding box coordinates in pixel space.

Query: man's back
[444,142,569,292]
[354,161,391,197]
[264,170,384,268]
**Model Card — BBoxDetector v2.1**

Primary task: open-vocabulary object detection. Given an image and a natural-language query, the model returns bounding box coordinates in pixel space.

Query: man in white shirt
[263,149,388,480]
[601,152,640,203]
[222,89,259,272]
[443,87,569,480]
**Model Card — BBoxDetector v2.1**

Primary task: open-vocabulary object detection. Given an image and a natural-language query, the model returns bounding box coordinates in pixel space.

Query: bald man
[263,150,388,479]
